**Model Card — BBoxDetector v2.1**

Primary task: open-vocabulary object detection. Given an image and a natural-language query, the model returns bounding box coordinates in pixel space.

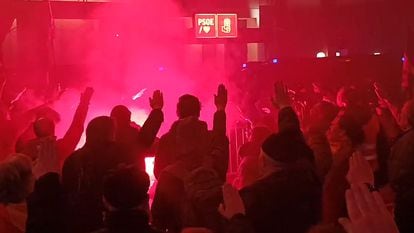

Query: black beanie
[261,130,314,163]
[103,166,150,210]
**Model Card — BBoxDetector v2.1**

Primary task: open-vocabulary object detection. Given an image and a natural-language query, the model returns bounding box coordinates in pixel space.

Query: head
[0,154,35,204]
[103,166,150,212]
[33,117,55,138]
[110,105,131,128]
[86,116,115,146]
[260,130,314,174]
[399,100,414,131]
[177,95,201,119]
[35,107,61,123]
[339,105,372,147]
[309,101,339,131]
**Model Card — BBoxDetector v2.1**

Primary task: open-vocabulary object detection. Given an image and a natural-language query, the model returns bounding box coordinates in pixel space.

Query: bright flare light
[316,52,327,58]
[132,88,147,100]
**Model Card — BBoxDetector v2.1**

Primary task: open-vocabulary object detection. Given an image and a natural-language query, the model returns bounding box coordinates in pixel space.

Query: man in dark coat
[62,90,164,233]
[110,91,164,170]
[151,85,229,233]
[239,82,321,233]
[61,116,123,233]
[154,94,202,179]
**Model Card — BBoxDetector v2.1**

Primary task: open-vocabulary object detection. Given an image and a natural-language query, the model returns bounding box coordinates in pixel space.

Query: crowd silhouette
[0,80,412,233]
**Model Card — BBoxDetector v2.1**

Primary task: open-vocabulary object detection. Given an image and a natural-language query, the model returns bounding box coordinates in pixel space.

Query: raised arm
[272,81,300,133]
[58,87,93,162]
[136,90,164,148]
[209,84,229,181]
[213,84,227,136]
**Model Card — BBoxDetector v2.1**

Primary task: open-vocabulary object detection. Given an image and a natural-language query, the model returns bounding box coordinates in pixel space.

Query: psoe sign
[195,14,238,38]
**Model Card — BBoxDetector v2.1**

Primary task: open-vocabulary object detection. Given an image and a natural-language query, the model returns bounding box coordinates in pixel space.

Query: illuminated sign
[195,14,238,38]
[217,14,238,38]
[195,14,217,38]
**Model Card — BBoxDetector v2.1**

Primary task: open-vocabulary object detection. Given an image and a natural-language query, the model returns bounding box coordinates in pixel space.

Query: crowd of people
[0,78,412,233]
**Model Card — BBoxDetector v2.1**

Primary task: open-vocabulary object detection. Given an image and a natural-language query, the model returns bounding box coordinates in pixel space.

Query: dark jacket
[154,110,227,179]
[389,129,414,233]
[238,106,321,233]
[26,173,66,233]
[151,110,229,233]
[240,167,321,233]
[61,142,124,233]
[91,210,163,233]
[115,109,164,170]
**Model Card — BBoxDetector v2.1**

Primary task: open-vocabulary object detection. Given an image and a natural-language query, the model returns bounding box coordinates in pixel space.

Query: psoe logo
[195,14,217,38]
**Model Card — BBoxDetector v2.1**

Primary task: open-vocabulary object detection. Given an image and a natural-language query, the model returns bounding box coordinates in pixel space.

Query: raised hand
[373,82,388,108]
[149,90,164,110]
[214,84,228,111]
[32,137,59,178]
[80,87,94,105]
[272,81,290,109]
[339,184,399,233]
[327,111,354,164]
[218,183,245,220]
[346,152,374,186]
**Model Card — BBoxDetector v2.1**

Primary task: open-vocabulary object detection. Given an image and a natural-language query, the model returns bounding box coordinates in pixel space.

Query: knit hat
[261,130,314,163]
[103,166,150,210]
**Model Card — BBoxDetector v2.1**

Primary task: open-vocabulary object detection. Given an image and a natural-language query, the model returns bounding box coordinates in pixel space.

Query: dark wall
[261,0,407,58]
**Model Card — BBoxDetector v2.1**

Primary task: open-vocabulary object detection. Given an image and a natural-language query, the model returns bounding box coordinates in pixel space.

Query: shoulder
[62,149,85,172]
[63,149,82,163]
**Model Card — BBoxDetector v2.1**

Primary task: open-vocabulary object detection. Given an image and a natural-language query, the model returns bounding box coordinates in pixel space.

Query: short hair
[33,117,55,138]
[177,95,201,119]
[110,105,131,124]
[103,166,150,210]
[262,130,314,164]
[0,154,33,204]
[339,105,372,146]
[86,116,114,144]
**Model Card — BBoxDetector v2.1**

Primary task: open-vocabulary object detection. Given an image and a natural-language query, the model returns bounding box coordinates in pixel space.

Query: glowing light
[158,66,165,72]
[115,33,120,37]
[402,57,406,62]
[316,52,327,58]
[272,58,278,64]
[335,52,341,57]
[132,88,147,100]
[145,157,156,187]
[373,52,381,56]
[242,63,247,68]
